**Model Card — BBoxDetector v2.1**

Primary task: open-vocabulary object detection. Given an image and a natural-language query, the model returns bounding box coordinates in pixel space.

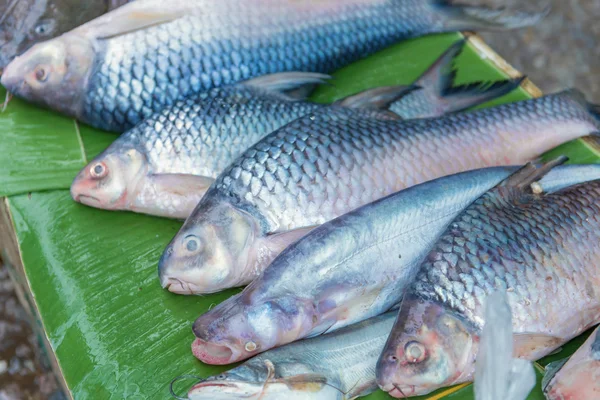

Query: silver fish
[158,90,600,295]
[187,312,396,400]
[376,159,600,398]
[543,325,600,400]
[0,0,129,69]
[189,164,600,365]
[0,0,544,132]
[70,41,522,219]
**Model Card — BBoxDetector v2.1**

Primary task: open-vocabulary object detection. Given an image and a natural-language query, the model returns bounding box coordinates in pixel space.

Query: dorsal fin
[499,156,569,193]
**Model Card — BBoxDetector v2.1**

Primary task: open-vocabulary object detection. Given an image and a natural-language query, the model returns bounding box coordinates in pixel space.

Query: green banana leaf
[0,32,598,400]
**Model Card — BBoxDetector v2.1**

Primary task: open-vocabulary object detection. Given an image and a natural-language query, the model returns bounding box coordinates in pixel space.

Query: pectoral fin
[146,174,214,219]
[513,332,564,360]
[242,72,332,100]
[275,374,329,392]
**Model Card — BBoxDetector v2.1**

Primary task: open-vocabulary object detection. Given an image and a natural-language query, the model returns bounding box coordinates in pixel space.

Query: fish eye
[34,20,55,37]
[183,235,201,254]
[34,66,48,82]
[245,341,257,352]
[404,341,427,363]
[90,162,108,179]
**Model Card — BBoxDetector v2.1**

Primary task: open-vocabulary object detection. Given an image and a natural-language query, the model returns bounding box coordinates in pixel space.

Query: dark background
[1,0,598,398]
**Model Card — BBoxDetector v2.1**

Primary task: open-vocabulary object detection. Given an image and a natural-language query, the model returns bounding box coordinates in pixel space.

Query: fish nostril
[388,354,398,363]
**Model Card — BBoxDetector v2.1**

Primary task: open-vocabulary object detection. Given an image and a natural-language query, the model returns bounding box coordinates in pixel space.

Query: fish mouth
[74,194,103,208]
[192,338,234,365]
[385,384,415,398]
[160,276,204,295]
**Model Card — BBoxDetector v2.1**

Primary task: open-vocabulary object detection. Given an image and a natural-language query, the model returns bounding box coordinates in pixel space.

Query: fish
[376,159,600,398]
[186,312,396,400]
[0,0,545,132]
[70,40,523,219]
[158,89,600,295]
[543,325,600,400]
[189,164,600,365]
[0,0,129,70]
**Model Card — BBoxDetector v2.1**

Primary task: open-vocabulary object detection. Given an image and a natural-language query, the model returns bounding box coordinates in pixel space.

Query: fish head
[544,360,600,400]
[188,363,270,400]
[377,297,477,397]
[159,198,261,294]
[191,292,314,364]
[1,33,94,117]
[71,146,148,211]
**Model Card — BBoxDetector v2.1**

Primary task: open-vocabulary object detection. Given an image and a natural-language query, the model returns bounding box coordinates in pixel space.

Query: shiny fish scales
[377,165,600,398]
[1,0,545,132]
[190,165,600,365]
[159,90,600,295]
[70,82,324,218]
[188,313,396,400]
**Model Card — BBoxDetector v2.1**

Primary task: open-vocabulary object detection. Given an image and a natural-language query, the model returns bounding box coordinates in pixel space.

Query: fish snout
[0,56,26,93]
[191,337,234,365]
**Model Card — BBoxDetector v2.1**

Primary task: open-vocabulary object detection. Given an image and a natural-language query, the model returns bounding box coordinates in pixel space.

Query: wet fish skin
[159,90,600,295]
[0,0,129,69]
[544,326,600,400]
[70,81,325,219]
[188,312,396,400]
[1,0,545,132]
[376,165,600,398]
[189,164,600,365]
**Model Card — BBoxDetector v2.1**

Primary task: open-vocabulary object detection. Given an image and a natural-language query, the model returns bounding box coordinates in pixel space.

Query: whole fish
[158,90,600,295]
[187,312,396,400]
[0,0,129,69]
[70,41,523,219]
[376,159,600,398]
[0,0,544,132]
[543,325,600,400]
[189,164,600,365]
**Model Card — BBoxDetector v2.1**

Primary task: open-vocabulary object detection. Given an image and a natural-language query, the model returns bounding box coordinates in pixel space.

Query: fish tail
[414,39,525,113]
[335,85,420,112]
[430,0,549,31]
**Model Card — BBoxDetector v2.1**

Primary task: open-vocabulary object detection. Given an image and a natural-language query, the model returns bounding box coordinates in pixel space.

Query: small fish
[0,0,129,70]
[543,325,600,400]
[190,164,600,365]
[70,41,522,219]
[376,159,600,397]
[0,0,544,132]
[158,90,600,295]
[186,312,396,400]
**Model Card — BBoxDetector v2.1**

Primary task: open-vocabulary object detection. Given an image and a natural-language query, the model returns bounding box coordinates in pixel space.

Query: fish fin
[591,328,600,360]
[146,174,214,218]
[263,226,317,254]
[242,72,332,100]
[541,358,570,392]
[513,332,564,360]
[498,157,569,194]
[335,84,420,113]
[79,4,188,39]
[430,0,549,31]
[413,39,466,101]
[274,374,328,392]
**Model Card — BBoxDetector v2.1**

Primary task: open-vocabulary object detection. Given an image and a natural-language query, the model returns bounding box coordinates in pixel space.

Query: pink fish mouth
[192,338,234,365]
[75,194,103,208]
[384,384,415,398]
[160,276,204,295]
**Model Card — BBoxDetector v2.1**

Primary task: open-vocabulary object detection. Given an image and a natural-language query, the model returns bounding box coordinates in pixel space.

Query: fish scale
[413,181,600,336]
[83,0,437,131]
[208,91,600,234]
[121,85,322,178]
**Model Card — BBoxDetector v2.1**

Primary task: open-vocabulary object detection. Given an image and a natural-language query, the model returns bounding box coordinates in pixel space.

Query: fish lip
[384,384,415,398]
[161,277,204,295]
[74,194,102,208]
[191,338,235,365]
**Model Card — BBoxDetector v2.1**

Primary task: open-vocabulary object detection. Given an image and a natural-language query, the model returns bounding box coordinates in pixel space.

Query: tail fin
[432,0,549,31]
[407,39,525,116]
[242,72,332,100]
